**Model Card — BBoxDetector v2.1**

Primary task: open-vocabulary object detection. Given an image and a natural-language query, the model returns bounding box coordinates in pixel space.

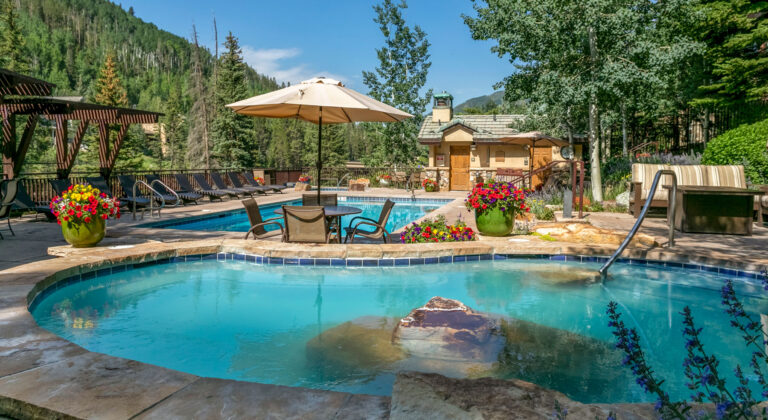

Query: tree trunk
[588,26,603,202]
[621,102,628,157]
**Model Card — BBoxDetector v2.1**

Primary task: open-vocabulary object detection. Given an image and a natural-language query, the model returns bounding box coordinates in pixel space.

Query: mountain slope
[455,91,505,113]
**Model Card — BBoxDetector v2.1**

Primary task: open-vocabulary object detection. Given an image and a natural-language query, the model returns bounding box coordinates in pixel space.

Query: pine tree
[164,82,188,169]
[0,0,27,73]
[362,0,432,167]
[187,25,212,169]
[93,54,128,107]
[210,32,255,168]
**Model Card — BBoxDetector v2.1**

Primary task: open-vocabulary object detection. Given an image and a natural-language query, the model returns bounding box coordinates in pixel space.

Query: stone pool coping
[2,239,766,419]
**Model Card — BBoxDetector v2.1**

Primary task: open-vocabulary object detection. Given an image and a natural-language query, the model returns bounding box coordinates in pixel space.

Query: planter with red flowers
[465,181,529,237]
[253,176,265,186]
[49,184,121,247]
[295,174,312,191]
[422,178,438,192]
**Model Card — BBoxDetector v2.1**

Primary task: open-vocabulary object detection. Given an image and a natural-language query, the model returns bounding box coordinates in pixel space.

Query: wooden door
[531,147,552,188]
[450,146,470,191]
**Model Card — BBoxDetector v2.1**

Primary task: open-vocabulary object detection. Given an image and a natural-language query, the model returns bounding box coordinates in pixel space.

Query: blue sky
[120,0,511,106]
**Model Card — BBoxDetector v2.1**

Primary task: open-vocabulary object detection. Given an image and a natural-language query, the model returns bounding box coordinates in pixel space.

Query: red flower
[67,209,75,216]
[101,214,108,220]
[84,216,91,223]
[76,211,82,218]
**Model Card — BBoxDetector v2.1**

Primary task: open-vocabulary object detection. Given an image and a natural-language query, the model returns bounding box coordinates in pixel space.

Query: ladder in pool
[599,170,678,279]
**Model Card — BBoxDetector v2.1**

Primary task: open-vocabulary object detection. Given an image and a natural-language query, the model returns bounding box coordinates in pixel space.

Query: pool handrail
[599,169,677,278]
[132,180,165,220]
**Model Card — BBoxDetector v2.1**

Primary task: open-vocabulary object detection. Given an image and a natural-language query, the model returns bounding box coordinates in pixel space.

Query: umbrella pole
[317,107,322,201]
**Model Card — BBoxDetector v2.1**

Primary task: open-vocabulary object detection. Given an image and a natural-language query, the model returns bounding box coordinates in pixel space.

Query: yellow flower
[92,188,100,195]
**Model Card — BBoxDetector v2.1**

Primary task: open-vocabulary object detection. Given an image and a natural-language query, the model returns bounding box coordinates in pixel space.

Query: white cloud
[241,46,348,86]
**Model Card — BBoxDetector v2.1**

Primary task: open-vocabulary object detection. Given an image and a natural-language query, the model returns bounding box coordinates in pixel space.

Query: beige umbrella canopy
[227,77,413,199]
[498,131,569,188]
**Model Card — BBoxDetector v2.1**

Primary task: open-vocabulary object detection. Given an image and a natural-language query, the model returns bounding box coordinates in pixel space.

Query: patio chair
[4,180,55,221]
[145,174,201,205]
[227,172,268,195]
[241,172,287,193]
[210,172,252,197]
[86,176,146,210]
[302,193,337,206]
[117,175,156,207]
[344,199,395,244]
[192,173,240,199]
[174,174,227,201]
[0,179,19,239]
[49,179,72,196]
[242,198,284,240]
[282,205,336,244]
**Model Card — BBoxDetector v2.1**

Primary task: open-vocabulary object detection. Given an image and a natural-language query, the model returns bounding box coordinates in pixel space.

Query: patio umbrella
[498,131,569,188]
[227,77,413,200]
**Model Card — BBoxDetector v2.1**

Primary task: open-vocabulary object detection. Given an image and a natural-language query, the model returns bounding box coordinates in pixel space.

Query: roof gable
[418,113,525,144]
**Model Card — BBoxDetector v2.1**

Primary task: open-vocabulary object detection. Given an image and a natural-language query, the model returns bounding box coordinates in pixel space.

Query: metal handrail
[149,179,180,208]
[132,180,165,220]
[599,169,677,278]
[337,173,350,188]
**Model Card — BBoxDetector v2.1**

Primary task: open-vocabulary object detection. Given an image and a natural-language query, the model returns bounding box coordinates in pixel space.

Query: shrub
[702,119,768,184]
[636,152,703,166]
[526,198,555,220]
[602,156,632,187]
[400,215,475,243]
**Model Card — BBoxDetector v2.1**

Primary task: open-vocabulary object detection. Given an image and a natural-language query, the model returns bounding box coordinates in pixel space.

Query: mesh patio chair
[192,173,239,199]
[210,172,251,197]
[242,198,284,240]
[302,193,338,206]
[0,179,19,239]
[344,199,395,244]
[226,172,267,195]
[175,174,227,201]
[282,205,336,244]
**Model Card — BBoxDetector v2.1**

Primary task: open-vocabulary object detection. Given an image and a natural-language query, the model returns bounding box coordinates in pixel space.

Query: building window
[495,151,505,163]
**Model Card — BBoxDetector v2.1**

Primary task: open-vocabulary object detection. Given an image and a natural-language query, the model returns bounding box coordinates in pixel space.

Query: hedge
[702,118,768,184]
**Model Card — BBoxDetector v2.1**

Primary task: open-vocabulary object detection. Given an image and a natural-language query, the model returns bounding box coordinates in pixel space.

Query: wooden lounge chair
[344,199,395,244]
[242,198,284,240]
[241,172,287,193]
[227,172,268,195]
[192,173,239,199]
[85,176,143,209]
[145,174,201,205]
[174,174,227,201]
[49,179,72,196]
[0,179,18,239]
[5,180,55,221]
[210,172,252,197]
[282,205,336,243]
[302,193,337,206]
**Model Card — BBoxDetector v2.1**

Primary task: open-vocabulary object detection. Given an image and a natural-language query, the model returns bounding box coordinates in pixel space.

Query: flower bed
[400,215,475,243]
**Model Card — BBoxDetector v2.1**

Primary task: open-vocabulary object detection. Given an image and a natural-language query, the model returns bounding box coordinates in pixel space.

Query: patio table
[275,205,362,243]
[672,186,764,235]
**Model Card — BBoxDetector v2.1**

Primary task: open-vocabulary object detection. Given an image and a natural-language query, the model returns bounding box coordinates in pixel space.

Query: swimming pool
[30,257,767,403]
[144,197,450,233]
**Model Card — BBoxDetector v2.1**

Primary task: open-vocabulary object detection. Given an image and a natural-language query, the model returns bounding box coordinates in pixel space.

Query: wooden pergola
[0,68,162,180]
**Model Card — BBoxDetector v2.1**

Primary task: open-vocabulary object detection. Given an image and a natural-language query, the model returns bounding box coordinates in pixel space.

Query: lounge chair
[4,180,55,221]
[210,172,252,197]
[282,205,336,244]
[344,199,395,244]
[227,172,268,195]
[0,179,19,238]
[242,198,284,240]
[117,175,157,207]
[302,193,338,206]
[49,179,72,196]
[175,174,227,201]
[85,176,146,210]
[145,174,201,205]
[192,173,240,199]
[241,172,287,193]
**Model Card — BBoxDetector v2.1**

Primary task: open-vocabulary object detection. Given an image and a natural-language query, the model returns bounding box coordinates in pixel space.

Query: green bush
[702,119,768,184]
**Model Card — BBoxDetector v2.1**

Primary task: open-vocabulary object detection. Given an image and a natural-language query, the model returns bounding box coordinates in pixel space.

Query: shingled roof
[418,114,525,144]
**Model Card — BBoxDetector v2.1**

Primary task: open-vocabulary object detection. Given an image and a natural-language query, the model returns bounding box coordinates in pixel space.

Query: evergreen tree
[93,54,128,107]
[163,82,188,169]
[187,24,212,169]
[210,32,255,168]
[0,0,27,72]
[362,0,432,167]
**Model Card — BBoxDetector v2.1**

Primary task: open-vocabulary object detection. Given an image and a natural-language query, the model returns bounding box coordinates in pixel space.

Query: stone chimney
[432,91,453,123]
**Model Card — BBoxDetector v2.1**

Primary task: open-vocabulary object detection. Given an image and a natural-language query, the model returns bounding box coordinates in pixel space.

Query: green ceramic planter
[61,218,106,248]
[474,207,516,237]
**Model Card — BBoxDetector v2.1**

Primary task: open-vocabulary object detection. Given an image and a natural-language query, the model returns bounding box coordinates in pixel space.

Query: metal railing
[599,169,677,278]
[149,178,180,208]
[132,180,165,220]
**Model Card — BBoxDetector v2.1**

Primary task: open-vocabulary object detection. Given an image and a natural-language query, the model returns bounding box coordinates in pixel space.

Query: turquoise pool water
[144,197,448,234]
[30,259,767,403]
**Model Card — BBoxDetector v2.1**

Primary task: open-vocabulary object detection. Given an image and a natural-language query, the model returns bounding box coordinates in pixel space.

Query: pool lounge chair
[49,179,72,196]
[210,172,252,197]
[175,174,227,201]
[344,199,395,244]
[227,172,268,195]
[302,193,337,206]
[242,198,284,240]
[85,176,146,210]
[0,179,19,238]
[4,180,55,221]
[145,174,201,205]
[282,205,336,244]
[117,175,159,207]
[241,172,287,193]
[192,173,240,199]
